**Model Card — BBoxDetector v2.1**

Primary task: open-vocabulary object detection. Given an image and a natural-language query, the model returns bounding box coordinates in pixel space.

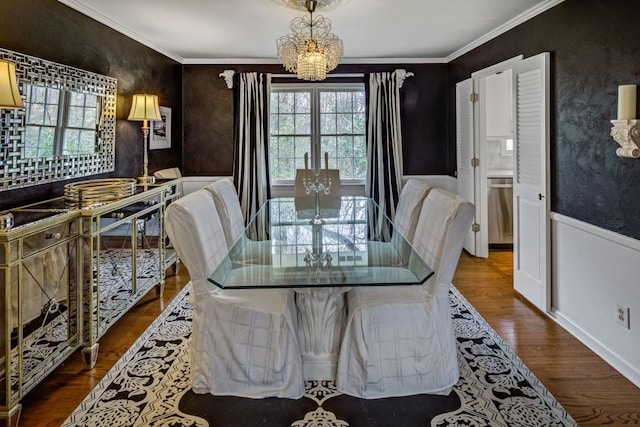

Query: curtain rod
[219,69,413,88]
[270,73,364,78]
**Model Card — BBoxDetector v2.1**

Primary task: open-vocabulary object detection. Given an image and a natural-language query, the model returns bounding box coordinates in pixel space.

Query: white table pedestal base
[295,287,350,380]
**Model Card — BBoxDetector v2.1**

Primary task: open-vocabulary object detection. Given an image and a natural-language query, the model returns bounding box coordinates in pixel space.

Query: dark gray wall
[182,63,449,176]
[5,0,638,241]
[0,0,182,210]
[448,0,640,239]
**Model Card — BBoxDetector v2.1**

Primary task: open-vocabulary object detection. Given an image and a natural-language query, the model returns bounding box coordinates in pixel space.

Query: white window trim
[270,82,367,194]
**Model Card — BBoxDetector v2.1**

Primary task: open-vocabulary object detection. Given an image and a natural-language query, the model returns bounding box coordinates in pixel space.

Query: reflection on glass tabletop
[208,196,433,289]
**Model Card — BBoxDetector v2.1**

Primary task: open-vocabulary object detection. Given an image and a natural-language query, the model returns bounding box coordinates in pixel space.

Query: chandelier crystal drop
[276,0,343,81]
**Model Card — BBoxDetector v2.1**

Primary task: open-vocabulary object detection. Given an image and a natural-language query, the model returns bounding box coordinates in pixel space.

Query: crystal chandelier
[276,0,343,81]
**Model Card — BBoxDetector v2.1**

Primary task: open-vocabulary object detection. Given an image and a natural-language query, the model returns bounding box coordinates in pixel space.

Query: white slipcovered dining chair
[153,167,182,179]
[165,189,304,399]
[336,188,474,398]
[367,178,432,266]
[204,179,246,248]
[204,179,271,264]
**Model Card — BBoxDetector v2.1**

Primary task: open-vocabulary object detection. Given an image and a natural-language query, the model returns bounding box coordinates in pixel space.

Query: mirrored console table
[0,179,181,425]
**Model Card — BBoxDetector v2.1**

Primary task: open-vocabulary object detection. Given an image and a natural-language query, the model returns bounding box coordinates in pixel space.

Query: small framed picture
[150,106,171,149]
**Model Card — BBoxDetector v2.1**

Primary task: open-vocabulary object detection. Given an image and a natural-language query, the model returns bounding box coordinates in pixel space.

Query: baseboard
[551,310,640,388]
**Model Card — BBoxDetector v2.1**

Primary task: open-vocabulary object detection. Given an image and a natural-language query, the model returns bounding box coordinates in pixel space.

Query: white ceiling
[58,0,562,64]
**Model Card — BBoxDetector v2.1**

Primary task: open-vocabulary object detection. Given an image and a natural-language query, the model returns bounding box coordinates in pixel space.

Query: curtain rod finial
[219,70,236,89]
[394,69,414,88]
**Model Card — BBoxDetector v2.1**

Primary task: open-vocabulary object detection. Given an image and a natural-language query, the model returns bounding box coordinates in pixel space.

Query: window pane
[320,92,336,113]
[44,105,58,126]
[338,156,354,178]
[354,92,366,113]
[336,92,352,113]
[39,128,55,157]
[353,113,366,134]
[63,130,80,154]
[84,107,97,128]
[295,114,310,134]
[320,136,337,165]
[47,88,60,103]
[27,103,44,125]
[278,158,295,180]
[279,136,294,158]
[68,106,85,127]
[70,92,85,106]
[278,92,294,113]
[294,136,310,159]
[31,86,46,103]
[295,92,310,113]
[320,113,336,134]
[336,114,353,134]
[338,136,354,157]
[86,94,97,108]
[270,136,282,166]
[278,114,294,134]
[78,130,96,153]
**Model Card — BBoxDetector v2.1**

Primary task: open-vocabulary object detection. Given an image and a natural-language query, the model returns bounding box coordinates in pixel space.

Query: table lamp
[0,58,24,109]
[128,94,162,184]
[0,58,24,201]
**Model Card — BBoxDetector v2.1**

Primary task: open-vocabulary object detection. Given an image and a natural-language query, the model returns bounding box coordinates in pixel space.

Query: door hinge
[471,223,480,232]
[470,157,479,167]
[470,92,479,103]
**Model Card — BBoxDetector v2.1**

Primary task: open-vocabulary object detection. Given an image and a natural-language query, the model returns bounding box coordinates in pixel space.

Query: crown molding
[57,0,185,63]
[341,57,447,64]
[59,0,563,66]
[183,57,447,65]
[446,0,565,62]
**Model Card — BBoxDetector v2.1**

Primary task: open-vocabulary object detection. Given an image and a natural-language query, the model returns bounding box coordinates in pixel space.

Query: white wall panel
[551,212,640,387]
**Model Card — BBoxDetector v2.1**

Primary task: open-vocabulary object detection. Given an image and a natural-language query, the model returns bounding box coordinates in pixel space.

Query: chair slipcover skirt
[336,284,458,399]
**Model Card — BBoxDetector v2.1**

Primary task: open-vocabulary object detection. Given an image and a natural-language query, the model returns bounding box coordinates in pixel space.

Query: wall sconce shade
[128,94,161,121]
[0,59,24,109]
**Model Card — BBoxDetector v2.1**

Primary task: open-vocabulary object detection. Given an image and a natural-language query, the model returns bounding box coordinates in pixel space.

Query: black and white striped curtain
[366,71,404,237]
[233,72,271,235]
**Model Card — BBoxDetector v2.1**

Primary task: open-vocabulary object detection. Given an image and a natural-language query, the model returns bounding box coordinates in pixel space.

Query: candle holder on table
[302,168,332,224]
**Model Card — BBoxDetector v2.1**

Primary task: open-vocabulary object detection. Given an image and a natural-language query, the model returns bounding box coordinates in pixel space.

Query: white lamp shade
[128,94,162,121]
[0,59,24,109]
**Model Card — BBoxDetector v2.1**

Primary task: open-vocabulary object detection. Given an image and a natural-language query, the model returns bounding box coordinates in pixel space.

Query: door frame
[470,55,523,258]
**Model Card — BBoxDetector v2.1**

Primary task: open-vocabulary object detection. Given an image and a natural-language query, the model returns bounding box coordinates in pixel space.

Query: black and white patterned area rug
[62,284,577,427]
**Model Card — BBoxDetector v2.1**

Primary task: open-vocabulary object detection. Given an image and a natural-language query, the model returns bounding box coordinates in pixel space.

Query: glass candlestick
[303,168,332,224]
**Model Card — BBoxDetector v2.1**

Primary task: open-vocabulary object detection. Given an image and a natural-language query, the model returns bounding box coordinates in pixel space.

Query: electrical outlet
[616,304,630,329]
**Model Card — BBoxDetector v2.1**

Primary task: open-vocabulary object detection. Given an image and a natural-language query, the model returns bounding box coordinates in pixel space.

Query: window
[269,84,366,183]
[24,85,99,158]
[501,138,514,156]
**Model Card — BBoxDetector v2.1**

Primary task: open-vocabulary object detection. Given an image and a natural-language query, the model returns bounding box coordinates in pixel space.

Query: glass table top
[208,196,433,289]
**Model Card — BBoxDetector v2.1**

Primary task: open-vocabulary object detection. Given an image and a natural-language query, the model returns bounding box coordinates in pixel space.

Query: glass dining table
[208,196,434,379]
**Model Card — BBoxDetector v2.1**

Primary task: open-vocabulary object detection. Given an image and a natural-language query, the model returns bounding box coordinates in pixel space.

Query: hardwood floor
[17,252,640,426]
[17,266,192,427]
[454,250,640,425]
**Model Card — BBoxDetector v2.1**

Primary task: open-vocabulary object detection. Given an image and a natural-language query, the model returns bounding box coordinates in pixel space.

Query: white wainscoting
[272,175,458,199]
[402,175,458,194]
[551,212,640,387]
[181,176,227,195]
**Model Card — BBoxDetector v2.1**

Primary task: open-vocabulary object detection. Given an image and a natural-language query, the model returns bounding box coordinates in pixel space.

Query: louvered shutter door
[456,78,476,256]
[512,52,550,312]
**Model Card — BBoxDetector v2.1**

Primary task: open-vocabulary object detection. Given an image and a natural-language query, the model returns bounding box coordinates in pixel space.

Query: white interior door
[512,52,551,313]
[456,78,476,256]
